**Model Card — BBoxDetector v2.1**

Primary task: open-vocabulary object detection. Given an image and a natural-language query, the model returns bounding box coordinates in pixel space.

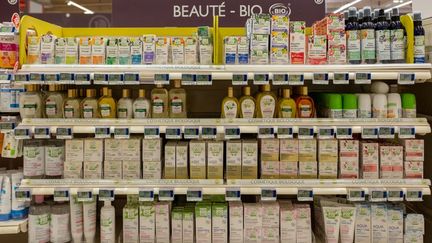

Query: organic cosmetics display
[0,22,19,69]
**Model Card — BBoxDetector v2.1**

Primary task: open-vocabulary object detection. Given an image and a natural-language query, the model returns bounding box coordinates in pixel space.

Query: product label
[241,99,255,118]
[414,35,425,63]
[50,213,71,243]
[152,98,164,114]
[134,103,149,118]
[64,105,74,118]
[343,109,357,119]
[300,104,311,118]
[260,95,276,118]
[329,109,343,118]
[403,108,416,118]
[45,146,64,176]
[100,104,111,117]
[391,29,405,60]
[45,100,57,116]
[170,98,183,114]
[223,100,238,118]
[100,213,115,241]
[361,29,376,60]
[281,105,293,118]
[387,103,402,119]
[118,107,128,118]
[83,105,94,118]
[358,109,372,118]
[376,29,391,62]
[24,147,44,176]
[23,103,37,116]
[347,30,361,61]
[29,214,50,243]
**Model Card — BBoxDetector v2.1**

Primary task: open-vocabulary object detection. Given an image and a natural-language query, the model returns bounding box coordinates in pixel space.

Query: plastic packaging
[372,94,387,118]
[357,94,372,118]
[100,201,116,243]
[0,175,11,221]
[50,203,71,243]
[11,171,27,219]
[401,93,416,118]
[28,195,50,243]
[83,198,97,243]
[70,195,83,243]
[387,93,402,118]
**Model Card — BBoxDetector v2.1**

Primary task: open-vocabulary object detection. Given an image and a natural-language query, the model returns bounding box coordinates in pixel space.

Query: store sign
[0,0,19,23]
[112,0,326,27]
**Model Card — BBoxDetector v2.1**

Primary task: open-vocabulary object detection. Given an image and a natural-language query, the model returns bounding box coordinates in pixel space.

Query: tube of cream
[11,171,27,219]
[0,175,11,221]
[70,195,83,243]
[339,206,356,243]
[83,197,97,243]
[322,206,341,243]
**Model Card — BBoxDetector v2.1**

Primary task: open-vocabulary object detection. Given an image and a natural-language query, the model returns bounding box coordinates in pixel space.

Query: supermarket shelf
[0,219,28,234]
[20,179,431,196]
[16,63,432,82]
[16,118,432,135]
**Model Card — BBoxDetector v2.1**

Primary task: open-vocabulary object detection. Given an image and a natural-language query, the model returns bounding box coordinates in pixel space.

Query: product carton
[224,36,237,64]
[321,206,341,243]
[371,204,388,243]
[404,161,423,178]
[195,203,212,243]
[103,160,122,179]
[83,161,102,179]
[118,37,131,64]
[279,139,299,179]
[183,208,195,243]
[261,160,280,179]
[250,34,269,64]
[142,34,156,64]
[328,44,347,64]
[313,14,345,34]
[237,36,249,64]
[78,37,91,64]
[262,202,280,243]
[229,202,243,243]
[40,34,56,64]
[199,36,213,65]
[226,140,242,179]
[176,141,189,179]
[130,37,143,64]
[207,141,224,179]
[251,14,271,34]
[84,139,103,162]
[139,203,155,243]
[212,203,228,243]
[142,161,161,179]
[121,138,141,161]
[65,139,84,162]
[155,37,170,64]
[402,139,424,161]
[155,202,171,243]
[271,44,289,64]
[295,204,312,243]
[184,36,198,64]
[307,35,327,65]
[290,21,306,64]
[387,206,404,243]
[171,207,183,242]
[65,37,78,64]
[142,138,162,162]
[44,143,65,177]
[380,145,403,179]
[26,36,40,64]
[405,214,424,235]
[164,142,176,179]
[271,15,289,31]
[104,138,121,161]
[298,139,317,162]
[189,140,207,179]
[260,138,279,161]
[355,204,371,243]
[339,140,359,179]
[122,160,141,179]
[123,204,139,242]
[171,37,185,64]
[244,203,263,242]
[280,201,296,242]
[327,30,347,46]
[91,36,105,64]
[318,139,338,179]
[105,37,118,65]
[63,161,82,179]
[360,142,379,179]
[242,140,258,179]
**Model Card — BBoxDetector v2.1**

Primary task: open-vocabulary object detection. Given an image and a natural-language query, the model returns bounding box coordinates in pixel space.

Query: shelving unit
[0,219,28,235]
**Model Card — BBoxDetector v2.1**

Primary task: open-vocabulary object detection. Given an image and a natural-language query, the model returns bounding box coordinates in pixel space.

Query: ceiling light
[67,1,94,14]
[333,0,363,14]
[385,0,412,13]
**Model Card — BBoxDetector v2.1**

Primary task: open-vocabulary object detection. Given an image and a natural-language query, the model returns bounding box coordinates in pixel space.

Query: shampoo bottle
[80,89,98,118]
[375,9,391,63]
[117,89,133,119]
[151,84,169,118]
[50,202,71,243]
[277,89,296,118]
[98,87,116,118]
[296,86,315,118]
[0,175,11,221]
[239,86,256,118]
[19,85,43,118]
[100,201,116,243]
[169,80,187,118]
[133,89,151,118]
[257,84,277,118]
[221,87,239,119]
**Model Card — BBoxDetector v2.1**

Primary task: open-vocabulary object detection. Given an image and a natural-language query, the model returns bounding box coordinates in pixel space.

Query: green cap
[401,93,416,109]
[328,94,342,109]
[342,94,358,109]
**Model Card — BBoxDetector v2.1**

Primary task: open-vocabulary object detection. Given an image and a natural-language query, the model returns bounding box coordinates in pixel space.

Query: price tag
[181,74,196,85]
[232,73,248,85]
[336,127,353,139]
[261,188,277,201]
[139,189,154,202]
[272,73,288,85]
[224,127,240,140]
[297,189,314,201]
[369,189,387,202]
[362,127,378,139]
[74,73,91,85]
[312,73,329,85]
[165,127,182,139]
[158,189,175,201]
[288,74,304,85]
[144,127,160,139]
[59,73,74,84]
[196,74,212,85]
[93,73,108,84]
[184,127,200,139]
[124,73,140,85]
[154,74,170,85]
[354,72,371,84]
[405,189,423,202]
[29,73,44,83]
[318,127,335,139]
[253,73,269,85]
[0,74,11,82]
[15,189,31,202]
[13,74,29,82]
[95,127,111,139]
[398,73,415,85]
[98,189,115,201]
[108,73,124,84]
[258,126,274,139]
[34,127,50,139]
[0,122,15,131]
[114,127,130,139]
[277,126,293,139]
[347,189,365,201]
[53,189,70,202]
[379,127,395,139]
[44,73,60,83]
[77,190,93,202]
[56,127,73,139]
[201,127,217,139]
[298,127,314,139]
[14,128,31,139]
[225,188,241,201]
[399,127,415,139]
[387,189,404,202]
[333,72,350,84]
[187,188,203,202]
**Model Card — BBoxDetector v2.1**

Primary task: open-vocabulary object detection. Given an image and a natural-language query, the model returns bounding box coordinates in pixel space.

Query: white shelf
[20,179,431,196]
[17,63,432,83]
[0,219,28,234]
[17,118,431,135]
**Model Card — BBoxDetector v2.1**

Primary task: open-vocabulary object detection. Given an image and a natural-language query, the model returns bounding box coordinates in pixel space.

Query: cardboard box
[142,161,161,179]
[271,44,289,64]
[295,204,312,243]
[155,202,171,243]
[360,142,379,179]
[298,139,317,162]
[251,14,271,34]
[290,21,306,64]
[176,141,189,179]
[121,138,141,161]
[318,139,338,179]
[184,36,198,64]
[164,142,176,179]
[224,36,237,64]
[380,145,403,179]
[130,37,143,64]
[142,34,156,64]
[387,207,404,243]
[404,161,423,178]
[261,160,280,179]
[402,139,424,162]
[207,141,224,179]
[189,140,206,179]
[122,160,141,179]
[328,44,347,64]
[65,139,84,162]
[327,30,347,46]
[307,35,327,65]
[183,208,195,243]
[339,140,359,179]
[139,203,155,243]
[260,138,279,161]
[170,37,185,64]
[199,36,213,65]
[104,139,121,161]
[262,202,280,243]
[280,139,299,162]
[104,160,122,179]
[250,34,269,64]
[171,208,183,242]
[83,161,102,179]
[229,202,243,243]
[195,203,212,243]
[155,37,169,64]
[84,138,103,162]
[226,140,242,179]
[280,201,296,242]
[242,140,258,179]
[237,36,249,64]
[299,161,317,179]
[142,138,162,162]
[271,15,289,31]
[63,161,82,179]
[244,203,263,242]
[212,203,228,243]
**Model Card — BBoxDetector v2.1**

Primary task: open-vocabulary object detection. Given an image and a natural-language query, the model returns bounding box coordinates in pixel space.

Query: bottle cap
[263,84,271,92]
[373,9,380,18]
[401,93,416,109]
[86,89,96,98]
[243,86,251,96]
[358,9,364,19]
[299,86,308,96]
[348,7,357,18]
[122,89,130,98]
[328,94,342,109]
[363,7,371,17]
[102,87,109,96]
[342,94,358,109]
[35,195,44,204]
[174,79,181,88]
[227,87,234,97]
[138,89,146,98]
[67,89,76,98]
[392,8,399,17]
[414,12,422,21]
[283,89,291,99]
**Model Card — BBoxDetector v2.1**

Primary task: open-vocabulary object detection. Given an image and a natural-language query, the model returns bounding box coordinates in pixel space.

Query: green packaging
[342,94,358,118]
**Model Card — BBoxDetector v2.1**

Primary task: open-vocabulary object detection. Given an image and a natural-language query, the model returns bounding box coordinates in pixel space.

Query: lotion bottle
[133,89,151,118]
[256,84,277,118]
[221,87,239,119]
[98,87,116,118]
[117,89,133,119]
[239,86,256,118]
[169,80,187,118]
[100,201,116,243]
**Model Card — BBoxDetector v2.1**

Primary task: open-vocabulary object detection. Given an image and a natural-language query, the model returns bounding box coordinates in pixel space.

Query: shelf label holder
[158,188,175,201]
[398,73,415,85]
[95,127,111,139]
[379,126,395,139]
[369,188,388,202]
[56,127,73,139]
[224,127,240,140]
[154,74,170,85]
[187,188,203,202]
[297,189,314,201]
[253,73,270,85]
[166,127,182,140]
[312,73,329,85]
[76,189,93,202]
[261,188,277,201]
[181,74,196,85]
[336,127,353,139]
[184,127,200,139]
[272,73,288,85]
[15,189,31,202]
[34,127,50,139]
[225,188,241,201]
[288,73,304,85]
[196,74,212,85]
[201,126,217,139]
[399,127,416,139]
[114,127,130,139]
[318,127,335,139]
[144,127,160,139]
[405,189,423,202]
[232,73,248,85]
[14,127,31,139]
[361,127,378,139]
[258,126,275,139]
[98,189,115,201]
[277,126,293,139]
[298,127,314,139]
[347,188,366,202]
[54,189,70,202]
[354,72,371,84]
[333,72,349,84]
[387,189,404,202]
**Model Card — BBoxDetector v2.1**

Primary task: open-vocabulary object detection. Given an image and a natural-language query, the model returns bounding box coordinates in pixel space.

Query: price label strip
[44,73,60,83]
[196,74,212,85]
[398,73,415,85]
[354,72,371,84]
[158,189,175,201]
[77,190,93,202]
[124,73,140,85]
[399,127,415,139]
[201,127,217,139]
[56,127,73,139]
[144,127,160,139]
[0,122,16,131]
[379,127,395,139]
[362,127,378,139]
[29,73,44,83]
[312,73,329,85]
[277,126,293,139]
[54,189,70,202]
[298,127,314,139]
[165,127,182,139]
[232,73,248,85]
[184,127,200,139]
[93,73,108,84]
[369,189,387,202]
[34,127,50,139]
[108,73,124,85]
[95,127,111,139]
[15,189,31,202]
[336,127,353,139]
[74,73,91,85]
[297,189,314,202]
[253,73,270,85]
[288,74,304,85]
[98,189,115,201]
[154,74,170,85]
[14,128,31,139]
[0,73,12,82]
[333,72,350,85]
[13,73,30,82]
[258,126,274,139]
[225,188,241,201]
[224,127,240,140]
[405,189,423,202]
[272,73,288,85]
[139,189,155,202]
[318,127,335,139]
[261,188,277,201]
[181,74,196,85]
[60,73,74,84]
[186,188,203,202]
[387,189,404,202]
[347,189,365,201]
[114,127,130,139]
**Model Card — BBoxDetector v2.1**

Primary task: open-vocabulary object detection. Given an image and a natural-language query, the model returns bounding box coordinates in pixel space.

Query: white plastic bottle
[357,94,372,118]
[133,89,151,118]
[10,171,27,219]
[0,175,11,221]
[373,94,388,118]
[100,201,116,243]
[19,85,43,118]
[83,198,97,243]
[70,195,83,243]
[28,195,50,243]
[117,89,133,119]
[387,93,402,118]
[50,202,71,243]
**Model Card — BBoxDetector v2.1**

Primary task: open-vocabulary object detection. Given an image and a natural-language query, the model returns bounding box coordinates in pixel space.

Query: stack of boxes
[250,14,271,64]
[260,139,280,179]
[270,15,290,64]
[360,141,380,179]
[226,140,258,179]
[142,139,162,179]
[279,139,299,178]
[298,139,317,178]
[402,139,424,179]
[379,143,404,179]
[313,14,346,64]
[339,140,359,178]
[64,139,84,178]
[84,139,103,179]
[318,139,338,179]
[207,141,224,179]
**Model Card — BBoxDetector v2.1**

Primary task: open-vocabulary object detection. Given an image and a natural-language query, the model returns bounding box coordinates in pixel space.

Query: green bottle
[401,93,416,118]
[342,94,358,118]
[328,94,343,118]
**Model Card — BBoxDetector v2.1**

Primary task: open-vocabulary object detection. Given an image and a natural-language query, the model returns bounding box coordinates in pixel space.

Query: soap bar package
[251,14,271,34]
[339,140,359,179]
[142,138,162,162]
[280,139,299,179]
[198,36,213,65]
[299,161,317,179]
[261,161,279,179]
[295,204,312,243]
[242,140,258,179]
[290,21,306,64]
[84,138,103,162]
[404,161,423,179]
[104,138,121,161]
[237,36,249,64]
[226,140,242,179]
[271,44,289,64]
[105,37,118,65]
[123,160,141,179]
[63,161,82,179]
[280,201,296,242]
[176,141,189,179]
[83,161,102,179]
[229,202,243,243]
[104,160,122,179]
[142,161,161,179]
[78,37,91,64]
[170,37,185,64]
[183,208,195,243]
[171,208,183,242]
[262,202,280,243]
[318,139,338,179]
[155,202,171,243]
[130,37,143,64]
[189,140,206,179]
[360,142,379,179]
[271,15,289,31]
[307,35,327,65]
[155,37,170,64]
[260,138,279,161]
[250,34,269,64]
[207,141,224,179]
[298,139,317,162]
[212,203,228,243]
[121,138,141,161]
[380,145,403,179]
[195,203,212,243]
[117,37,131,64]
[65,139,84,162]
[139,203,155,243]
[91,36,105,64]
[243,203,263,242]
[164,142,176,179]
[402,139,424,161]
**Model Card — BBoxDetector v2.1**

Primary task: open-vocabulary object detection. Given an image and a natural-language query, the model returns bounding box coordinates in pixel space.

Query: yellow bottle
[81,89,98,118]
[221,87,239,119]
[98,87,116,118]
[151,84,169,118]
[239,86,256,118]
[277,89,297,118]
[169,80,187,118]
[256,84,277,118]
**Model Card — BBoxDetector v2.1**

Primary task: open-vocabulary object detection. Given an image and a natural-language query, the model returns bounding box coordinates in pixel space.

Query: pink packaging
[380,145,403,179]
[0,34,19,68]
[404,161,423,179]
[328,44,346,64]
[327,30,346,46]
[339,140,359,179]
[360,142,379,179]
[307,35,327,65]
[402,139,424,162]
